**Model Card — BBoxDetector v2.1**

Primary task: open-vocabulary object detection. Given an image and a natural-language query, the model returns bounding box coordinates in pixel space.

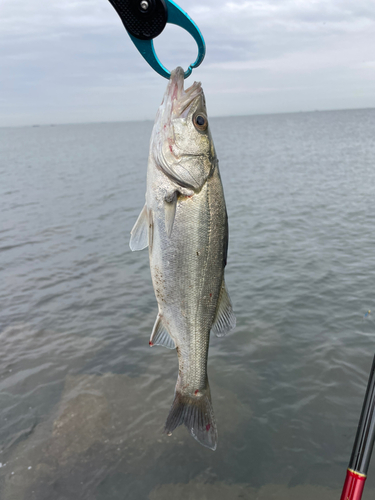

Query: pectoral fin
[211,280,236,337]
[150,314,175,349]
[129,205,149,251]
[164,192,177,238]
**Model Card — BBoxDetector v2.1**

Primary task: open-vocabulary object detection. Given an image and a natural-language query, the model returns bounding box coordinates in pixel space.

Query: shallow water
[1,109,375,499]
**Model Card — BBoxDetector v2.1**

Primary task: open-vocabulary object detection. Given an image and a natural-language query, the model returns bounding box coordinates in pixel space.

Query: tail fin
[165,384,218,451]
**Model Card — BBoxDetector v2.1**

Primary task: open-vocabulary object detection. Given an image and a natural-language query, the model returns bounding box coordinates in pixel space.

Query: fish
[129,67,235,450]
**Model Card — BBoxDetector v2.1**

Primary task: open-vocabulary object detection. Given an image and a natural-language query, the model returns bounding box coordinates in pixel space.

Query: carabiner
[108,0,206,79]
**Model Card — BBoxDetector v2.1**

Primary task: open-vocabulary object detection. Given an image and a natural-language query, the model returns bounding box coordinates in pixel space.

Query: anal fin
[211,280,236,337]
[150,314,175,349]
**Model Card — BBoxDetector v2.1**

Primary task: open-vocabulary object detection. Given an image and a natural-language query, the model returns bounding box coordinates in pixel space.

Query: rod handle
[340,469,366,500]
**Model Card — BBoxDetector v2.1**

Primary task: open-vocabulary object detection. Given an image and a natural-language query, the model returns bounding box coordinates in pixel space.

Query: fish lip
[168,67,185,98]
[164,67,203,118]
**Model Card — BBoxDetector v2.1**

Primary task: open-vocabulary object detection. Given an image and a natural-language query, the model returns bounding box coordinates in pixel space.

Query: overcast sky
[1,0,375,126]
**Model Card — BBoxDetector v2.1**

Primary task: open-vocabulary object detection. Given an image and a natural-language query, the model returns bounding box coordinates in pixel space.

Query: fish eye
[193,113,208,131]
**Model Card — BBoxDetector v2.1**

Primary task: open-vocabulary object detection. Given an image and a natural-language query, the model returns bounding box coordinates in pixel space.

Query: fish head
[151,67,216,192]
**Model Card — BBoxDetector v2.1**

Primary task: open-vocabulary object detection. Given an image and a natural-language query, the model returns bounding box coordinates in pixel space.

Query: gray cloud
[1,0,375,126]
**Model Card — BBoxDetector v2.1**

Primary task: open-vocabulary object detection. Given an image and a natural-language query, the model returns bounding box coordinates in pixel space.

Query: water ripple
[1,112,375,498]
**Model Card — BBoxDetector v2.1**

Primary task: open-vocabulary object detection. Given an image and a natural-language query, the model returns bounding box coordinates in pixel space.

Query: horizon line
[1,105,374,129]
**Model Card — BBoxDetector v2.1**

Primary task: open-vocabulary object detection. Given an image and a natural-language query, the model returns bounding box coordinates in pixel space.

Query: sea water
[1,109,375,499]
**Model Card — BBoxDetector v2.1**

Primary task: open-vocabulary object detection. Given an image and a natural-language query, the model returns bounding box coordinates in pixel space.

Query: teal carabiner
[108,0,206,79]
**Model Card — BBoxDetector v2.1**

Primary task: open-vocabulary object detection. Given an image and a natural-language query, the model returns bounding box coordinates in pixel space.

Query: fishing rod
[341,354,375,500]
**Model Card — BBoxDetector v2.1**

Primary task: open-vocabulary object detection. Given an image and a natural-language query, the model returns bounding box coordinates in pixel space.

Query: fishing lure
[108,0,206,79]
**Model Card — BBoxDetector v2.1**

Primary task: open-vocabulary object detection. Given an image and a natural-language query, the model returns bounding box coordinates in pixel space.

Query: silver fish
[130,67,235,450]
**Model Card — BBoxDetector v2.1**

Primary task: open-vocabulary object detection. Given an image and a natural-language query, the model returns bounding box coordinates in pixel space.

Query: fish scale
[130,67,235,450]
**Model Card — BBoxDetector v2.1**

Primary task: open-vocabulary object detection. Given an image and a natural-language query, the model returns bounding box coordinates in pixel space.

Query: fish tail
[164,381,218,451]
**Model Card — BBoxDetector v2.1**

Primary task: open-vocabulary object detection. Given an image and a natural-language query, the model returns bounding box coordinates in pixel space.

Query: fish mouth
[163,67,203,117]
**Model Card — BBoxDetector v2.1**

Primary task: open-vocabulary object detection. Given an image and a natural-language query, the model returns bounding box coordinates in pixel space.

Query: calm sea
[1,109,375,500]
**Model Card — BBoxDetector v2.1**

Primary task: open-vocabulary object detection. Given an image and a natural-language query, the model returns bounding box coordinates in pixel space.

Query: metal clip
[108,0,206,79]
